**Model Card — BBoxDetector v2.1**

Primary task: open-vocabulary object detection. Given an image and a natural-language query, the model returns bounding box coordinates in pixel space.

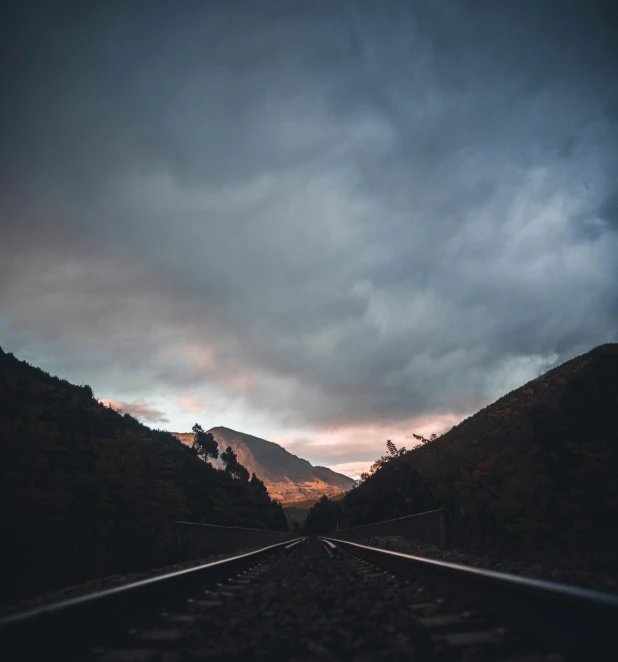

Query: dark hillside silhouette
[305,496,341,535]
[332,344,618,564]
[0,347,287,603]
[284,492,348,528]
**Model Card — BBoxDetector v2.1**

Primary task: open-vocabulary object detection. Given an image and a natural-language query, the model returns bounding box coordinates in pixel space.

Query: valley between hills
[3,343,618,605]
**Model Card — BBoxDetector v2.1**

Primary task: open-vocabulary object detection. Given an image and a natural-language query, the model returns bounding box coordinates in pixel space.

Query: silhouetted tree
[221,445,250,481]
[305,496,340,535]
[191,423,219,461]
[410,432,438,445]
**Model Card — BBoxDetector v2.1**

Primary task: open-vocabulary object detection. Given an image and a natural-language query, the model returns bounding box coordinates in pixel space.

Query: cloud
[326,462,368,481]
[100,398,169,424]
[178,394,207,414]
[0,1,617,458]
[273,413,464,467]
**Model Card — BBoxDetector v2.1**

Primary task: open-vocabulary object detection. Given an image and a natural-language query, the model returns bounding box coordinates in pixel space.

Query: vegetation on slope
[204,426,355,503]
[0,347,287,602]
[304,496,343,535]
[309,344,618,562]
[284,491,348,530]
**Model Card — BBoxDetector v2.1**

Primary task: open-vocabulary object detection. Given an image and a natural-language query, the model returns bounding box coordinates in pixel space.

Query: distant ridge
[173,426,354,503]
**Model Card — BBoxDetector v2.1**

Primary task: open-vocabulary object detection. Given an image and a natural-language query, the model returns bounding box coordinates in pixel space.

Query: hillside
[430,343,618,455]
[173,427,355,503]
[339,344,618,562]
[284,492,348,530]
[0,347,287,602]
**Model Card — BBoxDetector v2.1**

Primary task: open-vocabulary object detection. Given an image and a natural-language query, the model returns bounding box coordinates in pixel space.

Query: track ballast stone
[95,538,563,662]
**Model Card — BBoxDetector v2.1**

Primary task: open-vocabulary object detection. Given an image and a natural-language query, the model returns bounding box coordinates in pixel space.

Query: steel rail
[1,537,304,660]
[323,536,618,659]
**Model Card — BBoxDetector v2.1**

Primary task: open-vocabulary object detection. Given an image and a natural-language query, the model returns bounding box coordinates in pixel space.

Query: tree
[191,423,219,461]
[409,432,438,446]
[361,440,411,482]
[305,496,340,535]
[249,472,269,498]
[221,445,250,481]
[370,454,391,473]
[386,439,408,457]
[221,445,237,472]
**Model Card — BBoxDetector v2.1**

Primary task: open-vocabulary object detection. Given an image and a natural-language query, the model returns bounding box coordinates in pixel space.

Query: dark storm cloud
[1,1,617,429]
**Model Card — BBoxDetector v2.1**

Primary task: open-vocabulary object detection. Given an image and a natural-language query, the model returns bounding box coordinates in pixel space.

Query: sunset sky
[2,2,617,478]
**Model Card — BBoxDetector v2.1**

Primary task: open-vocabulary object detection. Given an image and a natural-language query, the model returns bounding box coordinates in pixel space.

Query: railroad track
[321,536,618,661]
[2,536,617,660]
[1,537,305,661]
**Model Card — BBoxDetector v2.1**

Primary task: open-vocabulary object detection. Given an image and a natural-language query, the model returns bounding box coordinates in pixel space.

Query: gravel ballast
[87,538,566,662]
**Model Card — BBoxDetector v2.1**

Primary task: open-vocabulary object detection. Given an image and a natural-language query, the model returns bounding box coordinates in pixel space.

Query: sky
[1,1,617,479]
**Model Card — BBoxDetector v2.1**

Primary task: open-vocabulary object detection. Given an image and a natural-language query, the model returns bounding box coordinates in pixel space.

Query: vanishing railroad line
[2,535,617,661]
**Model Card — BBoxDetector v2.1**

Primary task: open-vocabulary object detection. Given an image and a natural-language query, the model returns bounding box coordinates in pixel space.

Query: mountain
[0,347,287,603]
[173,426,355,503]
[339,344,618,562]
[428,343,618,455]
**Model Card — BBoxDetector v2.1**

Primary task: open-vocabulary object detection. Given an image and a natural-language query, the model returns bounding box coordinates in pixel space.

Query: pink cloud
[272,413,465,468]
[178,394,207,413]
[99,398,168,423]
[326,461,369,481]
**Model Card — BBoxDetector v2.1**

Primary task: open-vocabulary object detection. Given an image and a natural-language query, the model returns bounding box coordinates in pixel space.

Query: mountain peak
[174,427,354,503]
